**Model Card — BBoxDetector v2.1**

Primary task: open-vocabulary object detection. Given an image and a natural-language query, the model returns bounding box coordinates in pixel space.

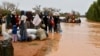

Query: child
[12,25,17,42]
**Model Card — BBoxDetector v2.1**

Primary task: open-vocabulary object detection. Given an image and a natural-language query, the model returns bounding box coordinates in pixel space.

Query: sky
[0,0,95,15]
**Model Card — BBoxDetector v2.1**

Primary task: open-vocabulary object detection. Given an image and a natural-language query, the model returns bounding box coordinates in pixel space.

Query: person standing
[43,16,48,31]
[54,15,60,33]
[0,14,2,35]
[53,16,58,32]
[15,14,20,27]
[12,25,17,42]
[6,14,12,29]
[48,16,54,33]
[19,11,28,41]
[26,11,33,28]
[11,11,16,27]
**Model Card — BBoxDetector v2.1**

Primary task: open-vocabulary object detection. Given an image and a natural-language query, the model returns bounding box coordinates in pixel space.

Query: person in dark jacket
[43,16,48,31]
[0,14,2,35]
[26,11,33,28]
[11,11,16,27]
[54,16,60,33]
[6,14,12,29]
[0,14,2,24]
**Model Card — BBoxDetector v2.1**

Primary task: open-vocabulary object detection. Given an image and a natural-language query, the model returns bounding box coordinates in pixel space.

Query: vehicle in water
[65,14,81,23]
[66,18,81,23]
[59,16,81,23]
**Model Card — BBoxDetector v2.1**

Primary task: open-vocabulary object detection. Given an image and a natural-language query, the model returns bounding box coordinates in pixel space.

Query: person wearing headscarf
[19,10,28,41]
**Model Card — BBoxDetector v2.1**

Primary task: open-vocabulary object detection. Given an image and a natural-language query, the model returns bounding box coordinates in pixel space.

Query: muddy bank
[33,33,61,56]
[0,33,61,56]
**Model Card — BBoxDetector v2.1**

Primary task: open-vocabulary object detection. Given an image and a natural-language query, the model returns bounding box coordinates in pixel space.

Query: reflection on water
[44,18,100,56]
[88,22,100,48]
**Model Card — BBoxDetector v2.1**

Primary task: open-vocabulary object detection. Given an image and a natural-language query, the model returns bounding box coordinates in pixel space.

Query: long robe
[19,15,27,41]
[19,20,27,41]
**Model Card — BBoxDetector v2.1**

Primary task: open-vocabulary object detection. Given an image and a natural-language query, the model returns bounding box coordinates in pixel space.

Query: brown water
[45,18,100,56]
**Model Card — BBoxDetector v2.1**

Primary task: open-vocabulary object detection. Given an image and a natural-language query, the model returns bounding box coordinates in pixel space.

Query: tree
[97,0,100,5]
[42,7,60,16]
[0,1,20,15]
[32,5,61,16]
[32,5,41,14]
[86,0,100,22]
[2,1,16,11]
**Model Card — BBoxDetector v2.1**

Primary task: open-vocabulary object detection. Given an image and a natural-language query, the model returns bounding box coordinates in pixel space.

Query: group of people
[0,11,30,42]
[0,11,62,42]
[40,13,61,33]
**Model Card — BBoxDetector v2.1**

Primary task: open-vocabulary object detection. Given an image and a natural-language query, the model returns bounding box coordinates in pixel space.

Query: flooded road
[45,18,100,56]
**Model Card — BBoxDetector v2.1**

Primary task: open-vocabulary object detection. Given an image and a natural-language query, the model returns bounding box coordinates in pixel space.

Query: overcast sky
[0,0,95,15]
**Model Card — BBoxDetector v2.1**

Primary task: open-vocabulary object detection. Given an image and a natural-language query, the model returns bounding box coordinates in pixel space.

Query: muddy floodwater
[45,18,100,56]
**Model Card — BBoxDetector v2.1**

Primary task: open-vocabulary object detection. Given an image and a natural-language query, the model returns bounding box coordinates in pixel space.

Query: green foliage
[0,1,20,16]
[0,9,11,16]
[97,0,100,5]
[60,13,67,17]
[86,1,100,22]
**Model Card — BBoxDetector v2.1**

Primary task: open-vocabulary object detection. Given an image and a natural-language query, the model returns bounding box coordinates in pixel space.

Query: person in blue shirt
[12,25,17,42]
